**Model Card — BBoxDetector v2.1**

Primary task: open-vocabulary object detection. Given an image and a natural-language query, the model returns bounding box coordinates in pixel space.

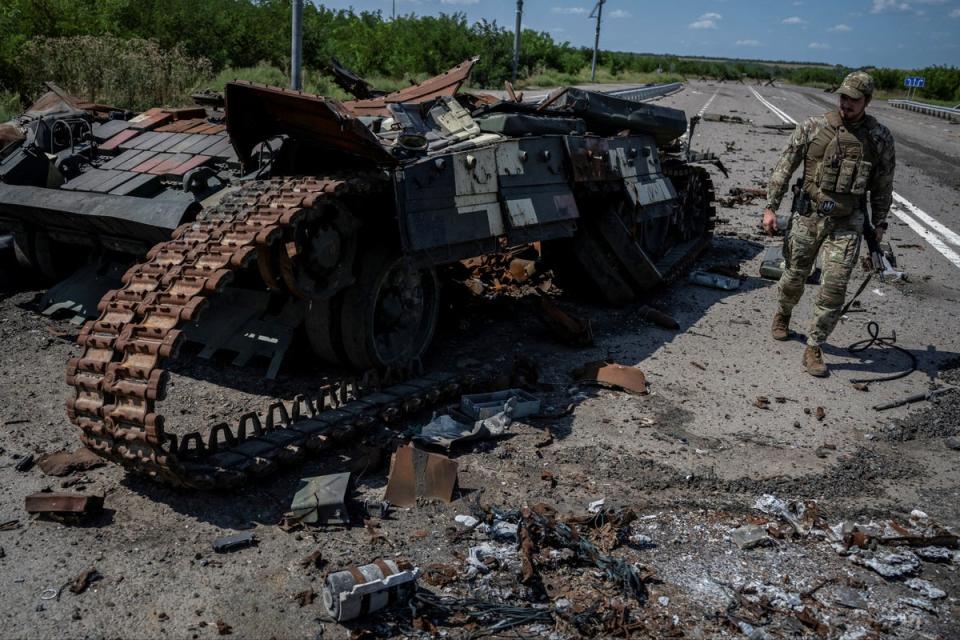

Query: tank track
[64,177,481,489]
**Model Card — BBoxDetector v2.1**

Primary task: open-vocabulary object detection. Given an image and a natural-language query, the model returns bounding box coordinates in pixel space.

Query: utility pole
[291,0,303,90]
[589,0,605,82]
[512,0,523,82]
[392,0,396,20]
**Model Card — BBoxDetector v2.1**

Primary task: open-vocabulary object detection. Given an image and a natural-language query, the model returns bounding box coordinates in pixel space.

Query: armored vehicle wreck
[0,60,716,487]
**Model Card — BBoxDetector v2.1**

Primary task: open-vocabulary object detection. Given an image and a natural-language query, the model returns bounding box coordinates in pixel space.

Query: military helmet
[837,71,874,100]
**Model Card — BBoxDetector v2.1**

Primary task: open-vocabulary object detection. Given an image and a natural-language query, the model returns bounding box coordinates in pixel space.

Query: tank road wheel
[337,250,440,370]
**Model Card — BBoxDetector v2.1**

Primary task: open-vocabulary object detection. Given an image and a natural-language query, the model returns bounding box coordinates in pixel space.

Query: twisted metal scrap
[410,590,553,637]
[487,503,647,602]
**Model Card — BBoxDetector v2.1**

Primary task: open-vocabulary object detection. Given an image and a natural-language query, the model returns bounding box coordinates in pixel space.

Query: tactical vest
[802,111,878,217]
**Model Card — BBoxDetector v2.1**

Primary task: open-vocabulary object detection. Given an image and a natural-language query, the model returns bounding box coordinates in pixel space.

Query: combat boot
[802,345,828,377]
[771,312,790,341]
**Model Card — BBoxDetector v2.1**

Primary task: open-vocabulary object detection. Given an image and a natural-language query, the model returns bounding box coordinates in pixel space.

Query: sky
[313,0,960,69]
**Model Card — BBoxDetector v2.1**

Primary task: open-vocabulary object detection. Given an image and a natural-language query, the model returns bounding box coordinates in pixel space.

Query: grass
[874,90,958,108]
[518,67,683,89]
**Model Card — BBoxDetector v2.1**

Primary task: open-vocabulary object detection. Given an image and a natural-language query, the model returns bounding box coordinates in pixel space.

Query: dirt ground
[1,81,959,639]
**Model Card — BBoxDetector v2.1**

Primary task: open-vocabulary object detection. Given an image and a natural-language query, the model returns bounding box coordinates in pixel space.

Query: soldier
[761,71,895,377]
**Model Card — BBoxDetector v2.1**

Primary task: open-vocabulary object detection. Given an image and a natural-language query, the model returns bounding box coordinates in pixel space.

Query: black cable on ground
[847,320,917,384]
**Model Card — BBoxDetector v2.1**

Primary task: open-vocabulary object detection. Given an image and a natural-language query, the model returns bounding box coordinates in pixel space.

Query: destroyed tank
[0,59,716,488]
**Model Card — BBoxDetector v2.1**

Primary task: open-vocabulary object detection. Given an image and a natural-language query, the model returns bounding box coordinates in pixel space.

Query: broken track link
[62,176,483,489]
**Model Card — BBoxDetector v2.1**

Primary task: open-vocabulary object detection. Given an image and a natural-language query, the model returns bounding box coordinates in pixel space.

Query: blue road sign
[904,76,926,88]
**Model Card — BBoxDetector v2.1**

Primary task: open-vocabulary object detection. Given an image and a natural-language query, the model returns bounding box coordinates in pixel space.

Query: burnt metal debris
[288,472,352,525]
[24,492,104,517]
[322,558,420,622]
[211,531,257,553]
[576,361,648,395]
[384,443,459,506]
[1,59,717,488]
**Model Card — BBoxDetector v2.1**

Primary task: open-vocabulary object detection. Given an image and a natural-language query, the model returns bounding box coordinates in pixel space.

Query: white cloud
[871,0,911,13]
[951,8,960,17]
[808,42,831,49]
[609,9,631,18]
[735,39,761,46]
[550,6,587,14]
[689,11,722,29]
[782,16,807,24]
[828,24,852,31]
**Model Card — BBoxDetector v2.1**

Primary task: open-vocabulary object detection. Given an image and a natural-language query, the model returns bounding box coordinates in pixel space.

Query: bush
[18,36,212,110]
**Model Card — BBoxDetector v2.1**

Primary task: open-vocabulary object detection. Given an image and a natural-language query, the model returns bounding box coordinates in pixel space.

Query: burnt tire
[337,249,440,371]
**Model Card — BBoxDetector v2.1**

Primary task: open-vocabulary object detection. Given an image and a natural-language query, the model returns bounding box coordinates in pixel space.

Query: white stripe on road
[697,90,718,117]
[749,88,960,270]
[893,193,960,247]
[749,87,797,125]
[891,205,960,270]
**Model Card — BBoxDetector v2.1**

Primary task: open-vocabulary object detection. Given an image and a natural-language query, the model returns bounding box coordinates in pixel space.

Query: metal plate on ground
[384,443,458,506]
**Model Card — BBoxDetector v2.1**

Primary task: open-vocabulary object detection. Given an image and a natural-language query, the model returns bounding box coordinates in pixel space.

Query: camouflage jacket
[765,112,895,226]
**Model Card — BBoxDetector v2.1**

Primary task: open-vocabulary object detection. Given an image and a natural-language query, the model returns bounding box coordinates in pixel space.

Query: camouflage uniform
[764,79,895,346]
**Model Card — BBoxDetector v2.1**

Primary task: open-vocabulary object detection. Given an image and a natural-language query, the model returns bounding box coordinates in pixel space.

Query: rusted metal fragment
[225,81,396,167]
[70,568,102,594]
[537,296,593,346]
[577,361,648,395]
[637,305,679,330]
[384,443,457,507]
[25,492,104,515]
[342,57,478,117]
[0,123,25,153]
[37,447,105,477]
[26,83,119,118]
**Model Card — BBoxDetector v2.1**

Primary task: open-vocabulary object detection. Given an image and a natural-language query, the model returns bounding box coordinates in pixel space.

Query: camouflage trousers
[777,210,863,346]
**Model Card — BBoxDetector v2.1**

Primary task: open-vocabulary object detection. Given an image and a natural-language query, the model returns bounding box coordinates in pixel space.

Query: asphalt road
[603,78,960,504]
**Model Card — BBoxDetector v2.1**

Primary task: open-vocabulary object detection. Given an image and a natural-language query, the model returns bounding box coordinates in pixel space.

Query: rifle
[862,218,886,283]
[838,219,886,317]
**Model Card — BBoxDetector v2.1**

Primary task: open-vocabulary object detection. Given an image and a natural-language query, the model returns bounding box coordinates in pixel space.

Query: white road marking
[749,87,797,125]
[890,204,960,270]
[893,192,960,247]
[697,90,718,118]
[749,88,960,270]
